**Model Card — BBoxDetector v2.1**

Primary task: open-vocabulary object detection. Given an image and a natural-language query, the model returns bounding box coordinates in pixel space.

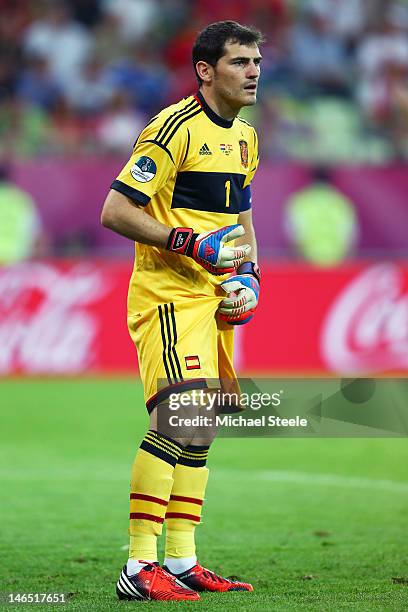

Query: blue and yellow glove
[166,224,250,275]
[218,262,260,325]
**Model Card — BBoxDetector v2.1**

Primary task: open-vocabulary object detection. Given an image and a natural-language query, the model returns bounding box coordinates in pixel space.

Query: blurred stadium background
[1,1,408,608]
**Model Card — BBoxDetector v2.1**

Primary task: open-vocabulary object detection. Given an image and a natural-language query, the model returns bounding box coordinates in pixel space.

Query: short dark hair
[192,21,264,85]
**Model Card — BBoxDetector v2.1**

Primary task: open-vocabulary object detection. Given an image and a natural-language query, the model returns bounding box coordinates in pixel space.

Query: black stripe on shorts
[158,303,183,385]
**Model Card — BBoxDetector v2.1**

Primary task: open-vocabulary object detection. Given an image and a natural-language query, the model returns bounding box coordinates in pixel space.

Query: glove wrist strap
[166,227,197,256]
[236,261,261,284]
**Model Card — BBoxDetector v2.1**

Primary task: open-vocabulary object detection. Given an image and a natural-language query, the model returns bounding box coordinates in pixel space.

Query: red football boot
[116,562,200,601]
[163,561,254,592]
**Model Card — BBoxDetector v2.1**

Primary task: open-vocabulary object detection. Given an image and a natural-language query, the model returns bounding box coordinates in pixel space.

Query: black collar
[195,91,234,129]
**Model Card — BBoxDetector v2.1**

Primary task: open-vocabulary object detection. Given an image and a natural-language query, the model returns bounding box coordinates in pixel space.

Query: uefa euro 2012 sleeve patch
[130,156,157,183]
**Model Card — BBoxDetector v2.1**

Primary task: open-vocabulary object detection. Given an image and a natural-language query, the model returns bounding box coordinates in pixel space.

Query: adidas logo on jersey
[199,143,212,155]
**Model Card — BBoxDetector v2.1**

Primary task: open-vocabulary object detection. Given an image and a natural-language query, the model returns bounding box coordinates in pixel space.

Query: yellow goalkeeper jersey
[111,91,259,313]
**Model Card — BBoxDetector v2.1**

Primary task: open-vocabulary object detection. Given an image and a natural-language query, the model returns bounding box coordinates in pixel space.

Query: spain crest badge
[239,140,248,168]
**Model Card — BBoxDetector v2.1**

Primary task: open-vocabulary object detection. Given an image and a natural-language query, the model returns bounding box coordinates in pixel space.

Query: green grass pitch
[1,379,408,611]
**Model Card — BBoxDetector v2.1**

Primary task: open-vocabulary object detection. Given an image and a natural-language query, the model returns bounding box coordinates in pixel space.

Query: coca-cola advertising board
[0,260,407,375]
[248,262,408,374]
[0,260,135,375]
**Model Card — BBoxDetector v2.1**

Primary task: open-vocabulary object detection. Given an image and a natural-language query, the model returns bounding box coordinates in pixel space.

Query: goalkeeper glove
[218,262,260,325]
[166,224,250,275]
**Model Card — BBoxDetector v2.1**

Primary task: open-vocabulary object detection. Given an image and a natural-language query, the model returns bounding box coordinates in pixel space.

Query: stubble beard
[219,85,252,112]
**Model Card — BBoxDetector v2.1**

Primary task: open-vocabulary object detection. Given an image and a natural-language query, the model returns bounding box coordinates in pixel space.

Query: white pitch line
[215,469,408,495]
[0,468,407,495]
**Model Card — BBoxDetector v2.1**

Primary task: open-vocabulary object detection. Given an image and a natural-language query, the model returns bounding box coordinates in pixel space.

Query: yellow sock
[165,446,209,560]
[129,430,183,561]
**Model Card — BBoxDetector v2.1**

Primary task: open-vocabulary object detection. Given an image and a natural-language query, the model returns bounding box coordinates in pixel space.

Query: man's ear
[195,61,214,84]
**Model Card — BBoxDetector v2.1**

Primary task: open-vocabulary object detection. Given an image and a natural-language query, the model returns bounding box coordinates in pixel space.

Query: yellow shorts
[128,296,237,413]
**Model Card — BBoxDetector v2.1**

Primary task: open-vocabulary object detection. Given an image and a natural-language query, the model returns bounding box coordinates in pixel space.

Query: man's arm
[235,208,257,265]
[101,189,250,275]
[101,189,170,247]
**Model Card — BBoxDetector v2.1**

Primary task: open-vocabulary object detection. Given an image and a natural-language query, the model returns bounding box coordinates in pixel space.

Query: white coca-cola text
[321,264,408,373]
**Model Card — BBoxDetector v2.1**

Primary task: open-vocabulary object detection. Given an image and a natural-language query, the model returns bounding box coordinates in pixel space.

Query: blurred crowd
[2,0,408,162]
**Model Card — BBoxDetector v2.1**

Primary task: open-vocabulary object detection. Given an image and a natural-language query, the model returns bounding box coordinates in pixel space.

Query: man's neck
[198,87,239,121]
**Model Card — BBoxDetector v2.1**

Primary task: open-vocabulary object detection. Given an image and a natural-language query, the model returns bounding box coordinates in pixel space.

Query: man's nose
[246,62,259,78]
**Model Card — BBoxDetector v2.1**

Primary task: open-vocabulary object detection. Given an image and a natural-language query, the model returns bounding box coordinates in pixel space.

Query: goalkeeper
[101,20,262,602]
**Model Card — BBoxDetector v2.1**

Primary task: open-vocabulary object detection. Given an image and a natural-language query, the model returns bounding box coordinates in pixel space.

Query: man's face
[212,41,262,109]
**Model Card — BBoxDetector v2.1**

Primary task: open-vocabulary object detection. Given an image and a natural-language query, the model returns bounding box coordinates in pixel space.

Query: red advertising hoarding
[0,260,135,375]
[1,260,407,375]
[249,262,408,374]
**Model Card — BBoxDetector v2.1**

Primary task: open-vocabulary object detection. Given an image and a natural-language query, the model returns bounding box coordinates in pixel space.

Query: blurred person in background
[67,0,103,30]
[193,0,251,25]
[106,42,169,115]
[0,56,18,105]
[285,166,358,266]
[0,162,46,264]
[16,55,61,112]
[66,55,112,117]
[289,2,351,97]
[0,94,52,158]
[47,95,87,155]
[22,1,93,95]
[101,0,160,43]
[92,11,129,64]
[162,17,201,100]
[392,69,408,150]
[0,0,30,37]
[96,90,146,153]
[357,2,408,138]
[306,0,367,53]
[0,0,23,104]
